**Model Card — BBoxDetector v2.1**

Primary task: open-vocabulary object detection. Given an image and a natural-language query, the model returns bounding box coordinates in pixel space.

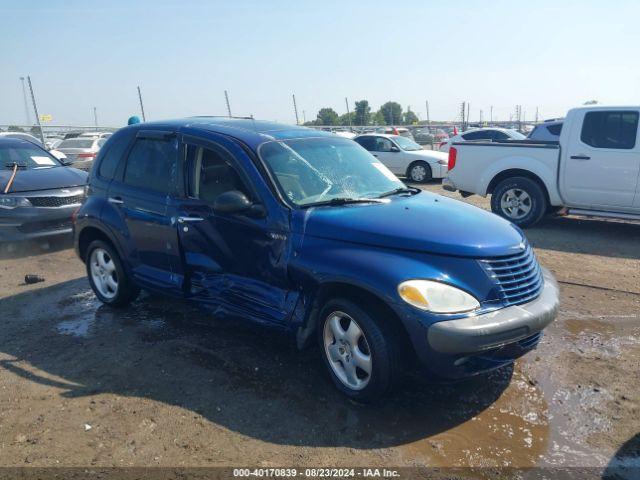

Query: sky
[2,0,639,127]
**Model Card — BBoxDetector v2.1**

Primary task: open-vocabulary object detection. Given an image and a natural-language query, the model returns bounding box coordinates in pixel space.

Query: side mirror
[390,145,400,152]
[213,190,265,218]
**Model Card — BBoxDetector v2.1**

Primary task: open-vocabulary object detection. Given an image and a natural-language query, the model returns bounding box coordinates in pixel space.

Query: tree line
[304,100,419,127]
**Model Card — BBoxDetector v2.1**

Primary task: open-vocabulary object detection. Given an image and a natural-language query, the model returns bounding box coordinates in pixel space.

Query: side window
[188,145,251,203]
[355,136,376,151]
[491,131,510,140]
[462,131,490,140]
[373,137,392,152]
[123,137,177,193]
[581,111,639,149]
[97,131,132,180]
[547,123,563,136]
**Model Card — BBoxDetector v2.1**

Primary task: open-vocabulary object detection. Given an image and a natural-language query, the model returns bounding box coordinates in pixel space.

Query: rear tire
[407,161,432,183]
[317,298,401,402]
[86,240,139,307]
[490,177,547,228]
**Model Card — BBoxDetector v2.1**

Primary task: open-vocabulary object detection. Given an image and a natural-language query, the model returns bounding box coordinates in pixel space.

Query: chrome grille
[28,195,84,207]
[479,245,543,306]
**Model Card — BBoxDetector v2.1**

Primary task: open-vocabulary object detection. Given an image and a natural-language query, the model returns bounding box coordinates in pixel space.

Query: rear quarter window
[96,130,134,180]
[581,111,639,149]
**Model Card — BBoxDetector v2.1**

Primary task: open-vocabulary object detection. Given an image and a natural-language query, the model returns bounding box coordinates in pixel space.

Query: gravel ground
[0,182,638,478]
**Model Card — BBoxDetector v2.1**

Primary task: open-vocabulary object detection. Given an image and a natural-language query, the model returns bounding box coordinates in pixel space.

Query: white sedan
[438,127,526,153]
[353,133,448,182]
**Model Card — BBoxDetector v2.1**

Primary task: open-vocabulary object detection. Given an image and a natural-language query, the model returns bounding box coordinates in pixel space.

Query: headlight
[398,280,479,313]
[0,196,32,209]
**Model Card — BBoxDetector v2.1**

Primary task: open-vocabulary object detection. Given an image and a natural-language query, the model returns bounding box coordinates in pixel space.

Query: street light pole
[137,86,146,121]
[26,76,46,146]
[19,77,31,125]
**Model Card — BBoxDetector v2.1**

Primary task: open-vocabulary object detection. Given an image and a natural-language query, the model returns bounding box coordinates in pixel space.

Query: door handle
[108,197,124,204]
[178,216,204,223]
[570,155,591,160]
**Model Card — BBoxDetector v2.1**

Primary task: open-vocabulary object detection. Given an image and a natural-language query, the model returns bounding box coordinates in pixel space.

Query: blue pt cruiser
[74,118,559,401]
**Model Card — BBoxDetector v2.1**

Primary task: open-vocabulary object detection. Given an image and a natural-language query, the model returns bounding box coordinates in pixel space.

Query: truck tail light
[448,147,457,171]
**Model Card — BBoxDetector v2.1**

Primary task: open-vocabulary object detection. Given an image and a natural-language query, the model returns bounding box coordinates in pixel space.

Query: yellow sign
[40,114,52,122]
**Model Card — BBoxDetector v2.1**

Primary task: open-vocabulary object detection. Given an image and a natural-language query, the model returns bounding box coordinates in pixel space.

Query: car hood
[407,149,448,162]
[296,191,526,258]
[0,166,87,193]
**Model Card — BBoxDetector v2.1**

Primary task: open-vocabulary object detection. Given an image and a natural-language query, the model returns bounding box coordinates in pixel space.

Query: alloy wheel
[323,311,372,390]
[500,188,532,220]
[89,248,119,299]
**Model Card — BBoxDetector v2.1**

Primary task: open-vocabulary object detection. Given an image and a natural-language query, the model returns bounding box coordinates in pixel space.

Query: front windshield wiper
[302,197,387,208]
[377,186,421,198]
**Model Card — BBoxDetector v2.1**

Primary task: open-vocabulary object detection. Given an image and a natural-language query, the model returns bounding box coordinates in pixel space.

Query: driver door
[175,134,296,326]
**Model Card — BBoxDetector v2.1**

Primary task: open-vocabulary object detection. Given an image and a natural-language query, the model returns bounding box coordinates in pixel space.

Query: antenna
[26,76,46,146]
[224,90,232,116]
[137,86,146,122]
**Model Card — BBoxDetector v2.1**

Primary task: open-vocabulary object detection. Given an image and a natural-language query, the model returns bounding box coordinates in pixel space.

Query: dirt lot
[0,183,638,478]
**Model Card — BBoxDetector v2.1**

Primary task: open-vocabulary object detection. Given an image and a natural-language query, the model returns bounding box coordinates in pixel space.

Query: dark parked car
[74,118,558,401]
[528,120,563,141]
[0,138,87,242]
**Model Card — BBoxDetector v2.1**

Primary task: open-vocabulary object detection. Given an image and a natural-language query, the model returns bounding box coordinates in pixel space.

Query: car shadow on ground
[526,216,640,260]
[0,279,513,449]
[602,432,639,479]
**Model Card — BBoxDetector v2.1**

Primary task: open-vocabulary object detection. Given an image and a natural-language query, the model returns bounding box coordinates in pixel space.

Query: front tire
[318,298,401,402]
[86,240,139,307]
[407,161,432,183]
[490,177,547,228]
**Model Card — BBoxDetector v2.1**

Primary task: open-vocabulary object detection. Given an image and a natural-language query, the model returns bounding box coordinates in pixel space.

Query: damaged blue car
[74,118,559,401]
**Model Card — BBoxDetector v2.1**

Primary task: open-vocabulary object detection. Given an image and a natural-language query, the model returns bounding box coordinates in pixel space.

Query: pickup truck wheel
[491,177,547,228]
[407,161,432,183]
[86,240,139,307]
[318,298,400,402]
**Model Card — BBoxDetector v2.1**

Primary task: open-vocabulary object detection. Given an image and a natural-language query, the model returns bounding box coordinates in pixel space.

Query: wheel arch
[487,169,551,206]
[296,281,416,361]
[77,225,122,263]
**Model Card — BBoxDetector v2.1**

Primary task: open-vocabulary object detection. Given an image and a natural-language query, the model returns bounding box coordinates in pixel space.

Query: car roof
[355,133,400,139]
[125,117,335,150]
[0,137,45,148]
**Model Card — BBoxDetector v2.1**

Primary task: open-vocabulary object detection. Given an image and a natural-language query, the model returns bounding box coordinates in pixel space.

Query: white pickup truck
[443,105,640,227]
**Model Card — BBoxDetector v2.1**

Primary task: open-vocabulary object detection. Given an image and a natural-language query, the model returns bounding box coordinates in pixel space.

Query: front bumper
[427,267,559,354]
[0,205,80,242]
[403,267,559,379]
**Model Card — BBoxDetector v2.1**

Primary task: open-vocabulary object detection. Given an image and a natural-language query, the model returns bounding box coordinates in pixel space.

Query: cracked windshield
[259,137,404,205]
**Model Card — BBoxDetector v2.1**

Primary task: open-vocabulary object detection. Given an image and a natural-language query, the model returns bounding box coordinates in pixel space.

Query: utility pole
[302,110,307,124]
[93,107,98,130]
[224,90,232,117]
[19,77,31,125]
[425,100,430,129]
[490,105,493,124]
[137,86,146,122]
[466,102,470,129]
[460,102,466,131]
[345,97,352,129]
[479,109,483,124]
[292,94,299,125]
[535,106,539,123]
[26,76,46,146]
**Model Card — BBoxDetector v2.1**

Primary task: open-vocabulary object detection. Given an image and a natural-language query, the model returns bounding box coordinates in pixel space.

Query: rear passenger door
[106,130,182,290]
[562,109,640,208]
